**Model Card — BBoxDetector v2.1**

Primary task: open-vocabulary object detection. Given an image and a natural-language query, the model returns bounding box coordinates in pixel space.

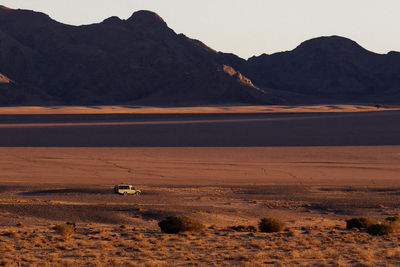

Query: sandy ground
[0,110,399,147]
[1,146,400,266]
[0,147,400,185]
[0,106,400,266]
[0,104,398,114]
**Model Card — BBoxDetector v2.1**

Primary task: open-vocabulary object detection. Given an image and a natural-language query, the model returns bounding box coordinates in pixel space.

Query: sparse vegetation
[52,222,76,238]
[258,218,285,233]
[345,216,400,236]
[2,215,400,265]
[158,216,205,234]
[367,223,396,236]
[2,231,20,238]
[345,217,377,230]
[2,145,400,265]
[385,216,400,223]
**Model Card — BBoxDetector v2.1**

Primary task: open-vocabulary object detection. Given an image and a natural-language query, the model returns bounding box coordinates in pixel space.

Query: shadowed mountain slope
[244,36,400,103]
[0,8,277,105]
[0,7,399,105]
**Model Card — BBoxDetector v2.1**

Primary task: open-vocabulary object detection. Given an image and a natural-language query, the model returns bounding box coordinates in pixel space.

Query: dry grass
[2,213,399,265]
[52,222,76,239]
[1,149,400,266]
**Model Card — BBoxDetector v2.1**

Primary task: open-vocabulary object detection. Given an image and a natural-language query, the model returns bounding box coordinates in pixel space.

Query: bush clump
[158,216,205,234]
[367,223,396,236]
[385,216,400,223]
[258,218,285,233]
[53,222,76,238]
[345,217,377,230]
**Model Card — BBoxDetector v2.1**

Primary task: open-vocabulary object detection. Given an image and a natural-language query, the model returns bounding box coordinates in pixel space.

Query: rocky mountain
[244,36,400,103]
[0,7,277,105]
[0,6,399,105]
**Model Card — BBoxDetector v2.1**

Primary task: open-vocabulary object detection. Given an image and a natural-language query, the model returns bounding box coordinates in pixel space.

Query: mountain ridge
[0,7,399,105]
[0,7,279,105]
[244,35,400,101]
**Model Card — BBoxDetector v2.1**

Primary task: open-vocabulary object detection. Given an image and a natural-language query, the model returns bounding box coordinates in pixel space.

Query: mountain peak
[295,35,369,54]
[102,16,122,25]
[126,10,166,26]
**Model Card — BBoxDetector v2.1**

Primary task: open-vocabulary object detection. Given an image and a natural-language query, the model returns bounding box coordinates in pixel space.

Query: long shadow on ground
[18,188,113,196]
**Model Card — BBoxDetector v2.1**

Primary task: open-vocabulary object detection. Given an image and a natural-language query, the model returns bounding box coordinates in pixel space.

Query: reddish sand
[0,104,397,114]
[0,146,399,186]
[0,106,400,266]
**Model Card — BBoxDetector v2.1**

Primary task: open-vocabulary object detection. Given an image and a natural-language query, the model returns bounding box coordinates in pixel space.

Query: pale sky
[2,0,400,59]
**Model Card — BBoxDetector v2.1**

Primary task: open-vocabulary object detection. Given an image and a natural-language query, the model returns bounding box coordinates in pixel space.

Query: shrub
[345,217,377,230]
[367,223,396,236]
[158,216,205,234]
[3,231,20,238]
[385,216,400,223]
[53,222,76,238]
[258,218,285,233]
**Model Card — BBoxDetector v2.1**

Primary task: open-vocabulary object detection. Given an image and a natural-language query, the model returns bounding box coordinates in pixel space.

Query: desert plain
[1,105,400,266]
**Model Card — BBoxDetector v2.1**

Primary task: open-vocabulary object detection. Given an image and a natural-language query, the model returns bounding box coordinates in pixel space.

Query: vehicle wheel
[123,192,128,196]
[136,192,141,195]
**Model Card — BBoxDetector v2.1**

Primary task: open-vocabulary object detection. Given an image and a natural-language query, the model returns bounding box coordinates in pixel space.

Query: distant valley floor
[0,105,399,146]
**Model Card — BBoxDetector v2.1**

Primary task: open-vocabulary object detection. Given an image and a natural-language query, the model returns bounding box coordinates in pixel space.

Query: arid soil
[0,104,397,114]
[0,107,400,147]
[0,107,400,266]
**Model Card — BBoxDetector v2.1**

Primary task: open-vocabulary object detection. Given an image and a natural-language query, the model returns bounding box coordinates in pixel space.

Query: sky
[1,0,400,59]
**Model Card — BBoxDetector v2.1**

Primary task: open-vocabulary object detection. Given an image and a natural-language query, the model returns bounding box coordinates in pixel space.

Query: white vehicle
[114,184,141,195]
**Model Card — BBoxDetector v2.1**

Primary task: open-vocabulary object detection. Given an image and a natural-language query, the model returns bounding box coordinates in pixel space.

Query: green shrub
[258,218,285,233]
[367,223,395,236]
[345,217,377,230]
[53,222,76,238]
[158,216,205,234]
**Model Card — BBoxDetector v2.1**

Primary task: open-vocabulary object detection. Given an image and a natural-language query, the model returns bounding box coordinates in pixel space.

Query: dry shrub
[0,258,12,266]
[367,223,396,236]
[367,217,400,236]
[345,217,377,230]
[3,231,20,238]
[53,222,76,238]
[229,225,257,232]
[385,216,400,223]
[158,216,205,234]
[258,218,285,233]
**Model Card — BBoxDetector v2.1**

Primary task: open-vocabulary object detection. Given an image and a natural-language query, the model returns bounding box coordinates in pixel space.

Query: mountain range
[0,6,399,105]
